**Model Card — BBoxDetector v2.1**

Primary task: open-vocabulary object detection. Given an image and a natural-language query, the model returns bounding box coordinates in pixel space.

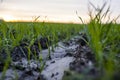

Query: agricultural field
[0,21,84,80]
[0,18,120,80]
[0,2,120,80]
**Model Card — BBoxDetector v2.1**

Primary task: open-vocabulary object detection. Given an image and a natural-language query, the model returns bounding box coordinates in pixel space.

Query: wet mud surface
[0,35,79,80]
[0,33,119,80]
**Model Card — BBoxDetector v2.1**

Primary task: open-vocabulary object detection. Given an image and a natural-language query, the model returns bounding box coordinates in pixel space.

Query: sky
[0,0,120,23]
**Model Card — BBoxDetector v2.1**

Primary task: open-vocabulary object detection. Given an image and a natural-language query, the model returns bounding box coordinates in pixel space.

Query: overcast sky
[0,0,120,23]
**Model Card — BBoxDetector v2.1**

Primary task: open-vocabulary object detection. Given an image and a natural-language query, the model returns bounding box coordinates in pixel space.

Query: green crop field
[0,22,83,56]
[0,2,120,80]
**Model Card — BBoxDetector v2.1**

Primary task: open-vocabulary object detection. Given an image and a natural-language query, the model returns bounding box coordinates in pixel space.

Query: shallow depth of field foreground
[0,1,120,80]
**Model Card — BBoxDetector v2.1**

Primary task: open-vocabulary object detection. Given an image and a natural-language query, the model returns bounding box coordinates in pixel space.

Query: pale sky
[0,0,120,23]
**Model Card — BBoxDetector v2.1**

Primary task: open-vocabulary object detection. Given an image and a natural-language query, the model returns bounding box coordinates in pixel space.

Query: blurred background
[0,0,120,23]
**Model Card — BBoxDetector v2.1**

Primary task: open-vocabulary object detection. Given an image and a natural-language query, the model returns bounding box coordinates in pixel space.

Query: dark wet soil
[63,45,100,80]
[0,37,49,80]
[11,37,50,61]
[63,33,120,80]
[62,33,101,80]
[0,33,98,80]
[0,33,120,80]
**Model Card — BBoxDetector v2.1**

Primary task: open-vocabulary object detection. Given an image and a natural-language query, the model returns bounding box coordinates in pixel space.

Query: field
[0,2,120,80]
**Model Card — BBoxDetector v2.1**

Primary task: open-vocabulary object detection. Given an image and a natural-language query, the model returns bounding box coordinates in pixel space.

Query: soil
[63,33,120,80]
[0,33,120,80]
[62,33,99,80]
[0,35,78,80]
[63,45,100,80]
[0,37,50,80]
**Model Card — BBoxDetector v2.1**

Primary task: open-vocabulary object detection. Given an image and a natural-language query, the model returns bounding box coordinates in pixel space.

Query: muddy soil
[63,45,100,80]
[0,33,119,80]
[0,34,80,80]
[63,33,120,80]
